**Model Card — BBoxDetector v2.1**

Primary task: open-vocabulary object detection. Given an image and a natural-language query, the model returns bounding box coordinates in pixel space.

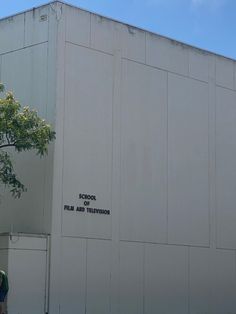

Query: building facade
[0,1,236,313]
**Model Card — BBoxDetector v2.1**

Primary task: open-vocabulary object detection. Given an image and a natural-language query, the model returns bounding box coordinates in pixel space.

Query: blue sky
[0,0,235,59]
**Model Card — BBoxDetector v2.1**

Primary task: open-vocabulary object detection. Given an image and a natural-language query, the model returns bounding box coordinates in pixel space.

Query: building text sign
[64,193,110,215]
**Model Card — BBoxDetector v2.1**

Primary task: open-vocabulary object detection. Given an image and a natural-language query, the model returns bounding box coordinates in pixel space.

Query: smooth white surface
[0,236,9,250]
[145,244,188,314]
[189,247,236,314]
[188,49,209,82]
[24,5,49,46]
[146,33,189,75]
[8,249,46,314]
[60,237,86,314]
[234,63,236,90]
[86,240,111,314]
[189,247,211,313]
[66,5,90,47]
[120,24,146,63]
[7,235,47,250]
[119,242,143,314]
[90,13,117,54]
[216,87,236,249]
[216,56,235,89]
[62,43,112,239]
[120,59,167,243]
[0,14,24,54]
[1,43,48,113]
[168,73,209,246]
[210,249,236,314]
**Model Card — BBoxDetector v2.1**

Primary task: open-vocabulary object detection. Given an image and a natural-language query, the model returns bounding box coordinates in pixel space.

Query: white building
[0,1,236,313]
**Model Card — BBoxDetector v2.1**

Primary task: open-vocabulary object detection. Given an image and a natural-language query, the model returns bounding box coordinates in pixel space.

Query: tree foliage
[0,83,55,198]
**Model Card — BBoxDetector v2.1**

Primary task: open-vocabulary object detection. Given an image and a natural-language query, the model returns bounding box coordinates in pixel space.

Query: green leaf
[0,84,55,198]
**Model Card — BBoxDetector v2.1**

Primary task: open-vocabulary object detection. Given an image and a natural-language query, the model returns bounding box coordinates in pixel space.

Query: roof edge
[0,0,235,63]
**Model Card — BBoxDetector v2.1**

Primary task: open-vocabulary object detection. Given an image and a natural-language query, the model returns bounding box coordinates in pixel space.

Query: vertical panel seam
[235,250,236,304]
[23,12,26,47]
[44,6,53,234]
[60,17,66,237]
[166,72,169,244]
[144,32,147,64]
[234,62,236,90]
[209,55,217,249]
[109,243,112,314]
[111,46,122,314]
[85,238,88,314]
[214,56,217,249]
[187,247,190,314]
[143,243,145,314]
[42,34,50,234]
[208,55,212,248]
[89,13,92,48]
[208,66,211,248]
[187,48,190,77]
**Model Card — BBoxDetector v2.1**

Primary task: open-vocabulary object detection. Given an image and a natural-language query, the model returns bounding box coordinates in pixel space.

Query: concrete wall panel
[91,14,116,54]
[62,44,112,239]
[216,57,234,89]
[7,235,46,251]
[210,250,236,314]
[1,43,48,115]
[189,247,236,314]
[66,6,90,46]
[121,25,146,63]
[86,240,111,314]
[0,14,24,54]
[189,248,211,314]
[216,87,236,249]
[91,15,146,62]
[25,5,49,46]
[189,49,209,82]
[0,43,49,234]
[0,237,9,250]
[61,237,86,314]
[120,60,167,243]
[8,249,46,314]
[145,244,188,314]
[168,74,209,246]
[234,62,236,90]
[119,242,143,314]
[146,33,188,75]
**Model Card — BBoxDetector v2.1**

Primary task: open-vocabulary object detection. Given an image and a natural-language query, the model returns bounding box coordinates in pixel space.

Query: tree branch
[6,133,11,145]
[0,144,15,149]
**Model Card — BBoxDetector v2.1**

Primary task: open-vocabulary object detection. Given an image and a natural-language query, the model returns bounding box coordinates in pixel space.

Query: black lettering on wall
[64,205,74,211]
